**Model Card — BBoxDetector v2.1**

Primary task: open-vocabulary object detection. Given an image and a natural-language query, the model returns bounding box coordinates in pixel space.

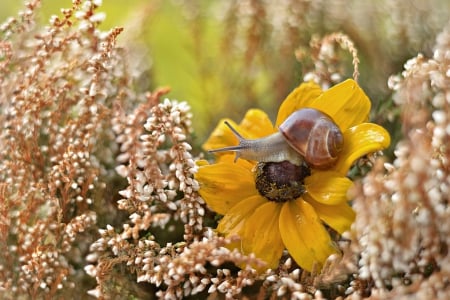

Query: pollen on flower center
[254,161,311,202]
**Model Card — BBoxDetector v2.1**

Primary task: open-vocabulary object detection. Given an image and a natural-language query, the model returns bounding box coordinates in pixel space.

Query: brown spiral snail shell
[209,108,344,168]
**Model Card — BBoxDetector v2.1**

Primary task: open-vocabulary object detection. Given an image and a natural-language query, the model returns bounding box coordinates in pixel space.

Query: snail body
[209,108,344,168]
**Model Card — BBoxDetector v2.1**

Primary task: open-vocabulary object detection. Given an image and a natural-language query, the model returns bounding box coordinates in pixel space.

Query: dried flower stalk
[1,0,450,299]
[0,0,130,298]
[346,23,450,299]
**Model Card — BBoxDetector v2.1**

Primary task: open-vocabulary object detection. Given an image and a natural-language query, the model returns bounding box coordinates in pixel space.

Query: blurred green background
[2,0,449,141]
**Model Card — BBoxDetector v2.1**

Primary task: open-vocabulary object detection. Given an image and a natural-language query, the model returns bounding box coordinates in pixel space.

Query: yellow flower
[196,79,390,272]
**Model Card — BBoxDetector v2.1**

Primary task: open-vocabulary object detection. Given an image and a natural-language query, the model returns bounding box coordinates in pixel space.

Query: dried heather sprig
[3,0,450,299]
[142,100,204,240]
[87,97,209,297]
[115,97,203,237]
[152,235,262,299]
[348,23,450,298]
[0,0,131,298]
[299,32,360,88]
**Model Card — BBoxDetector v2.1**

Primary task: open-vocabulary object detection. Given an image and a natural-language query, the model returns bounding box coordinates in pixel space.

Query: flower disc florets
[255,161,311,202]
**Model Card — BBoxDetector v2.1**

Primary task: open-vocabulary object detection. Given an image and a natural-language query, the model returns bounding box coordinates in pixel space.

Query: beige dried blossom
[347,23,450,299]
[2,0,450,299]
[298,32,360,89]
[0,0,130,298]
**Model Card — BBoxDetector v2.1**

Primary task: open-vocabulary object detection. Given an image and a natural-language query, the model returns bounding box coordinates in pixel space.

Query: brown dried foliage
[1,0,450,299]
[345,25,450,299]
[0,0,129,298]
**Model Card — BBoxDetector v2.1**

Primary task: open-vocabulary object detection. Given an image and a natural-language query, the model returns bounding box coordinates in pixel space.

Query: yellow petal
[196,159,210,167]
[305,194,355,234]
[196,161,257,215]
[217,195,267,236]
[239,109,276,137]
[309,79,371,132]
[333,123,391,175]
[216,154,256,170]
[275,81,323,127]
[305,171,353,205]
[241,202,284,270]
[279,199,337,272]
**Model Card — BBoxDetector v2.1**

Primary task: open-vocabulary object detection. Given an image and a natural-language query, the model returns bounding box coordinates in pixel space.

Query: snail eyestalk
[208,121,245,162]
[208,121,246,162]
[223,121,244,140]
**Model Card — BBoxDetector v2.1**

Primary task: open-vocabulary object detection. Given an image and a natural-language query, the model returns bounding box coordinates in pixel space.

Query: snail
[209,108,344,168]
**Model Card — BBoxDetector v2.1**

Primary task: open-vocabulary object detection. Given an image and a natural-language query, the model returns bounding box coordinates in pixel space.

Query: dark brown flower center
[255,161,311,202]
